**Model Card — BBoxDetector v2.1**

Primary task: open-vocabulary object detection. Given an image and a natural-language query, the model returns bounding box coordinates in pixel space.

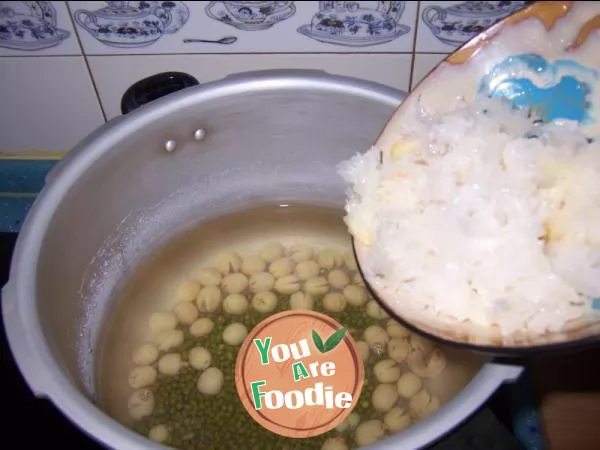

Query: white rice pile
[338,98,600,336]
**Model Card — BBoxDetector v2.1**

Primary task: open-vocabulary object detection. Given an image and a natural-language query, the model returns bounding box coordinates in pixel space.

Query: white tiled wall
[415,1,528,52]
[0,56,104,151]
[411,52,447,89]
[0,1,532,153]
[69,1,419,54]
[0,1,81,56]
[89,53,413,119]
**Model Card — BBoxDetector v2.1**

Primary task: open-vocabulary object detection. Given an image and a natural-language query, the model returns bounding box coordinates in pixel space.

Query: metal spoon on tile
[183,36,238,45]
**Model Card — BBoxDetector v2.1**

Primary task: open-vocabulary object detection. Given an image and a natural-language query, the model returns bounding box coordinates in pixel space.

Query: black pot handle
[120,72,200,115]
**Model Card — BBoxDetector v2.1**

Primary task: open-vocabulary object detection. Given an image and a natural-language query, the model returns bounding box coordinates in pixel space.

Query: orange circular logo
[235,310,364,438]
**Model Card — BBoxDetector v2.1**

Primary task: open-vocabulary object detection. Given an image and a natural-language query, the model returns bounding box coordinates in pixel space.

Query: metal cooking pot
[2,70,522,449]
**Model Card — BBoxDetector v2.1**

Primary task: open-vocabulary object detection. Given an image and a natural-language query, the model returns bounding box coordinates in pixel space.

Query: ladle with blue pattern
[353,1,600,355]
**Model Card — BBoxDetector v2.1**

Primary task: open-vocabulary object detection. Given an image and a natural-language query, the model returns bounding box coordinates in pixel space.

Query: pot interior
[30,74,487,448]
[93,202,487,449]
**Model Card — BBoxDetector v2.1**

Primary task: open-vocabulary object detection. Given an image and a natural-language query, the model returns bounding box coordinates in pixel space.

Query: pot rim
[3,69,520,449]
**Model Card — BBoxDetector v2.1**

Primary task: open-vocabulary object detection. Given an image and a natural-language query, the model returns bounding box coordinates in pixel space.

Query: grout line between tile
[65,1,108,123]
[80,51,456,57]
[82,51,419,57]
[82,54,108,122]
[1,51,456,58]
[0,51,416,57]
[409,1,423,91]
[0,53,81,58]
[0,50,457,57]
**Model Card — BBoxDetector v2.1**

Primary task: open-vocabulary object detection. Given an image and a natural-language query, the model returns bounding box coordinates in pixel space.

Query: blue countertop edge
[0,158,57,233]
[0,196,37,233]
[0,159,58,193]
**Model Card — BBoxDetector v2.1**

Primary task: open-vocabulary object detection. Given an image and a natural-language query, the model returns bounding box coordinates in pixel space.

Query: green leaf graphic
[323,327,347,353]
[312,329,325,353]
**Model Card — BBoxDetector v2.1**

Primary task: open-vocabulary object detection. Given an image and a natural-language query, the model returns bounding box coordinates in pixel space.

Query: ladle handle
[120,71,200,115]
[489,362,523,382]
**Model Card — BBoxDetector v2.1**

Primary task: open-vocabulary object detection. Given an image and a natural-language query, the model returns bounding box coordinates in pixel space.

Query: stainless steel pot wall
[2,70,522,450]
